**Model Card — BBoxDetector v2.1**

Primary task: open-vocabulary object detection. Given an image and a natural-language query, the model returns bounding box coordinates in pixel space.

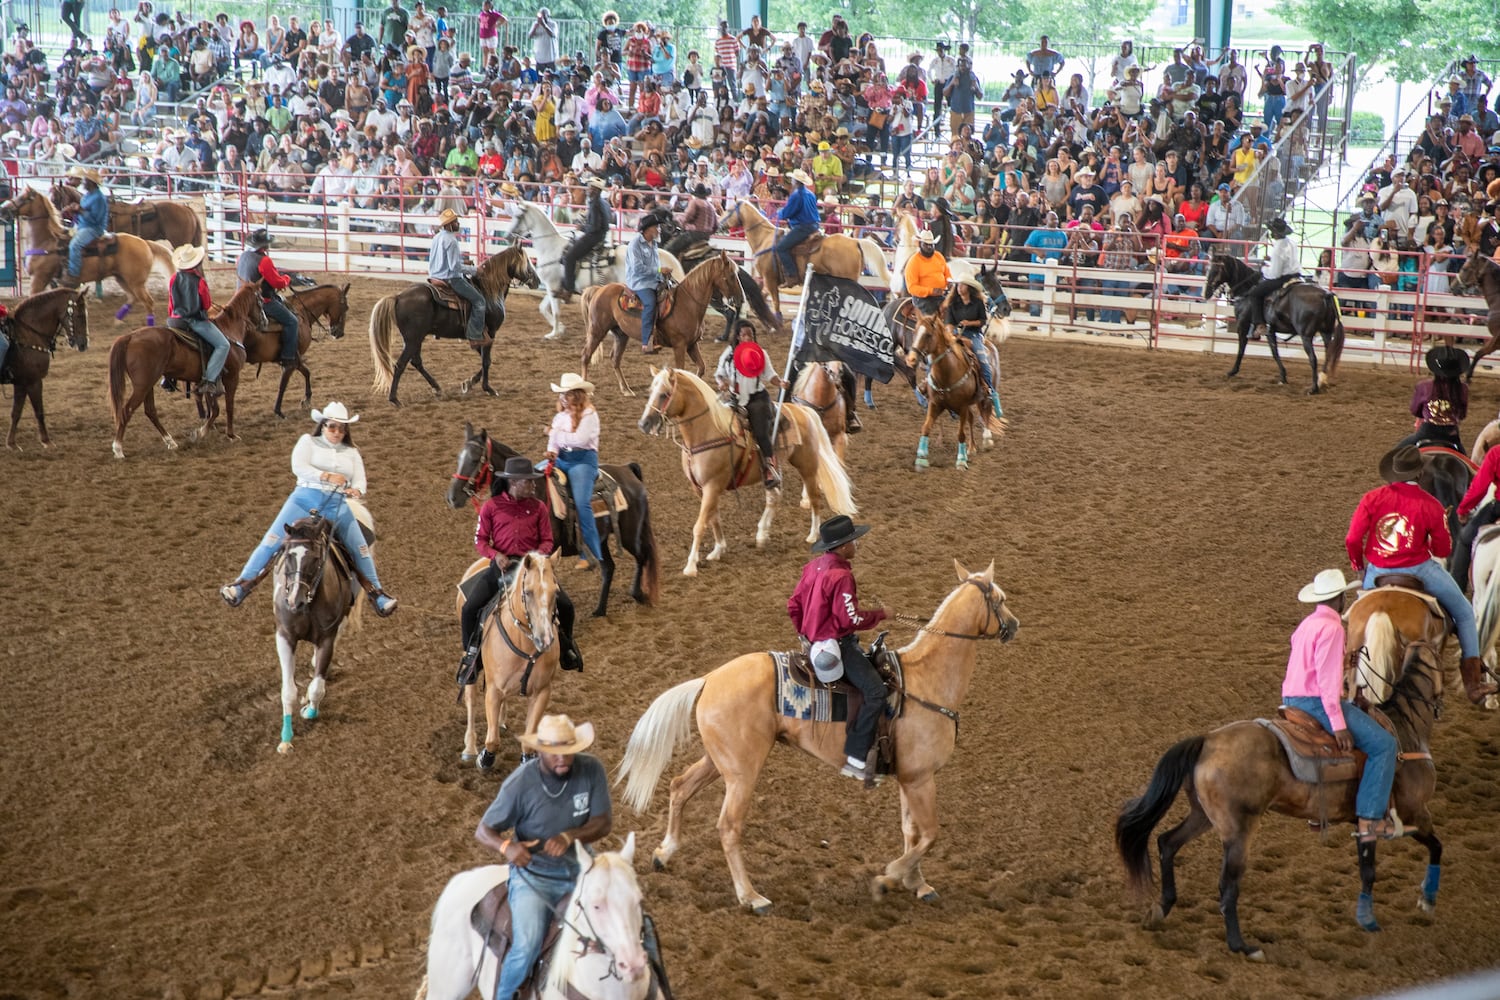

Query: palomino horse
[106,285,265,458]
[446,423,661,618]
[250,283,351,419]
[718,200,889,329]
[502,201,685,340]
[1,186,174,324]
[907,312,1000,470]
[1202,253,1346,393]
[368,244,538,407]
[1454,250,1500,380]
[616,562,1020,912]
[3,287,88,449]
[416,836,656,1000]
[637,367,856,576]
[579,251,744,396]
[1117,641,1446,955]
[790,361,850,511]
[271,500,365,753]
[454,551,562,769]
[50,181,204,246]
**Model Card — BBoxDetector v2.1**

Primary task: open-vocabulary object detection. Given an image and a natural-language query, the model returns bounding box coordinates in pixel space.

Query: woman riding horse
[1396,345,1469,451]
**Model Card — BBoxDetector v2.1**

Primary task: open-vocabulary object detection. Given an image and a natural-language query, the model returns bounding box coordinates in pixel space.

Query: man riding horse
[774,169,820,286]
[1241,216,1301,340]
[237,229,299,368]
[561,176,612,301]
[428,208,490,348]
[167,243,228,397]
[58,166,109,290]
[904,229,950,315]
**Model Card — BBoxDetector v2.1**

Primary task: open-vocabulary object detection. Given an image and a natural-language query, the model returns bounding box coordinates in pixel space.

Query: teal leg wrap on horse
[916,436,929,457]
[956,442,968,465]
[991,392,1004,418]
[281,714,294,745]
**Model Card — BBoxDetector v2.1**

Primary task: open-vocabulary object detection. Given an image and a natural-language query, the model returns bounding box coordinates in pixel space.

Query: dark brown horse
[1454,250,1500,380]
[247,283,351,418]
[1117,641,1445,958]
[875,262,1011,407]
[579,251,744,396]
[3,287,89,449]
[368,244,538,407]
[906,312,1000,470]
[107,286,264,458]
[446,423,660,618]
[1203,253,1346,393]
[50,182,204,247]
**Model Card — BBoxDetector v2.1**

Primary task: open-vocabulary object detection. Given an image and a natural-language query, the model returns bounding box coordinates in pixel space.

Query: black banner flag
[791,274,897,383]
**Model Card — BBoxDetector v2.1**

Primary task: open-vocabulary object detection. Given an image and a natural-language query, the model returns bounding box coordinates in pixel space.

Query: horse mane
[898,574,990,657]
[544,851,642,995]
[792,360,837,397]
[520,202,559,237]
[475,246,524,300]
[26,188,67,241]
[670,368,736,438]
[681,253,732,298]
[1382,642,1442,748]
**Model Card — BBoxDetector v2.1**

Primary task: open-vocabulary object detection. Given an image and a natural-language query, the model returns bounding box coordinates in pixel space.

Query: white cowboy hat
[957,276,986,297]
[1297,568,1357,603]
[587,175,607,190]
[788,168,813,185]
[916,229,937,244]
[53,142,77,160]
[171,243,206,270]
[518,713,595,754]
[550,372,595,394]
[435,207,460,228]
[311,401,360,424]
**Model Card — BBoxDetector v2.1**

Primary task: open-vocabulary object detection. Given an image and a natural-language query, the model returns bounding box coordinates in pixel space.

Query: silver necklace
[538,765,570,799]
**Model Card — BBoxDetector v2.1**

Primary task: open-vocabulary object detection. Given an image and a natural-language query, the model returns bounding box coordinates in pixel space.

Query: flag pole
[770,261,815,444]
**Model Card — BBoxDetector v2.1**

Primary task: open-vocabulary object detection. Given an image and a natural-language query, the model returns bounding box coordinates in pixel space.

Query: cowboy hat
[733,340,767,378]
[789,168,813,185]
[601,9,619,22]
[1265,217,1292,237]
[518,714,595,755]
[407,44,425,61]
[916,229,937,244]
[1297,568,1358,603]
[817,140,831,151]
[637,214,660,232]
[684,136,704,149]
[171,243,206,270]
[497,456,542,480]
[1426,344,1469,379]
[550,372,595,394]
[246,228,275,249]
[956,275,986,298]
[1378,444,1424,484]
[66,165,102,184]
[436,208,461,227]
[836,126,850,137]
[311,400,359,424]
[587,175,607,190]
[499,181,521,196]
[811,514,871,553]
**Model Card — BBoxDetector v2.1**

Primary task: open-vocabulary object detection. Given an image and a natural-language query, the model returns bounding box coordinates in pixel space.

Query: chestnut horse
[1,186,174,324]
[616,562,1020,913]
[906,312,1000,470]
[1117,641,1445,956]
[1454,250,1500,380]
[106,285,264,458]
[50,181,204,247]
[579,251,744,396]
[636,367,855,576]
[3,287,89,449]
[790,361,850,510]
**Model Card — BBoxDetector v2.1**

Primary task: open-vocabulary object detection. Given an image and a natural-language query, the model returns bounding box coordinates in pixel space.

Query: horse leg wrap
[956,442,968,466]
[916,437,929,457]
[280,713,294,746]
[1355,890,1379,932]
[145,315,155,327]
[1422,863,1441,905]
[115,303,132,321]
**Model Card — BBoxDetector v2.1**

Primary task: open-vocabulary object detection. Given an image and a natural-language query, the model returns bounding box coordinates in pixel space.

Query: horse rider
[1346,444,1495,703]
[0,303,11,379]
[58,165,109,290]
[1242,216,1300,340]
[1396,345,1468,452]
[904,228,951,315]
[626,214,667,354]
[220,401,399,616]
[773,168,820,287]
[428,207,491,348]
[716,320,783,490]
[236,228,300,367]
[167,243,229,397]
[561,175,611,300]
[1452,433,1500,640]
[946,274,1002,419]
[1281,568,1399,842]
[457,455,584,681]
[787,515,889,784]
[473,714,614,1000]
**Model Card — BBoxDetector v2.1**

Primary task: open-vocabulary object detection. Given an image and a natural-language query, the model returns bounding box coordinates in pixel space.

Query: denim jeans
[1282,696,1397,820]
[186,318,230,382]
[1363,557,1478,657]
[495,867,575,1000]
[1263,94,1286,130]
[556,448,602,561]
[891,133,913,172]
[446,273,488,341]
[0,329,9,375]
[1027,274,1045,316]
[67,225,102,277]
[262,296,300,361]
[959,330,994,392]
[1100,278,1130,323]
[774,223,819,283]
[634,285,658,346]
[234,487,384,589]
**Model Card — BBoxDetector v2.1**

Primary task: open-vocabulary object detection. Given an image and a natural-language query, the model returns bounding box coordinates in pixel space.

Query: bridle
[498,555,556,696]
[10,290,84,355]
[451,435,496,510]
[895,579,1016,642]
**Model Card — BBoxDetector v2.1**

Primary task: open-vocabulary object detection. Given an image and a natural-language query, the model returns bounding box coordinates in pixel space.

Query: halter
[11,290,83,356]
[646,373,726,456]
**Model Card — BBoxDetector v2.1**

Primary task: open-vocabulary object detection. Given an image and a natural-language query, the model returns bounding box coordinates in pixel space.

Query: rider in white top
[1244,216,1301,339]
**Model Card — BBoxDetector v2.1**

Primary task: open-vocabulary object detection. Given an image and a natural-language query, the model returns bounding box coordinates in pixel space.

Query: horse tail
[579,284,600,323]
[797,404,857,515]
[369,295,398,392]
[1116,735,1205,898]
[737,268,778,332]
[1363,610,1398,693]
[626,461,661,607]
[107,333,131,426]
[858,238,889,287]
[616,676,707,813]
[147,239,175,279]
[1323,294,1345,385]
[421,865,505,1000]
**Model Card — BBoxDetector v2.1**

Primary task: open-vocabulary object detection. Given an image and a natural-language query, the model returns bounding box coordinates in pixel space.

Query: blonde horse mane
[475,244,528,301]
[666,367,737,438]
[22,187,67,242]
[792,360,837,398]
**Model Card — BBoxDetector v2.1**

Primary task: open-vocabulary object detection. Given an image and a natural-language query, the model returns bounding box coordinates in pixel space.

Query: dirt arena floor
[3,274,1500,1000]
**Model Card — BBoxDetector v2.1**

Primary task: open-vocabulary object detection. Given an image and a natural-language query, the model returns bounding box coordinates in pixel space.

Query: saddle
[1258,705,1399,785]
[776,632,903,782]
[618,282,676,321]
[469,879,567,997]
[712,405,801,492]
[426,278,501,331]
[111,202,159,233]
[546,466,627,523]
[58,232,117,258]
[774,234,826,287]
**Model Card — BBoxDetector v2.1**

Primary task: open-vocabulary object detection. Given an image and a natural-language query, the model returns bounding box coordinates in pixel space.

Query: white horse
[1469,527,1500,711]
[416,835,657,1000]
[503,202,685,341]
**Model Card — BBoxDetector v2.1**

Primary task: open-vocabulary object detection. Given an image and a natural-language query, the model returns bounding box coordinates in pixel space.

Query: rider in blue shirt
[61,166,110,288]
[774,169,820,284]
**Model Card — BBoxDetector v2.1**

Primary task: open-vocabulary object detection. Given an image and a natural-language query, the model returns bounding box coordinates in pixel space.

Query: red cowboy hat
[733,341,767,379]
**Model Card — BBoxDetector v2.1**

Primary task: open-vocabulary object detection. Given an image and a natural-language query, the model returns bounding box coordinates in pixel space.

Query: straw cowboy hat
[407,44,425,61]
[1426,344,1469,379]
[519,714,595,755]
[1297,568,1358,603]
[435,208,461,227]
[499,181,521,197]
[311,401,359,424]
[496,456,542,480]
[789,168,813,185]
[956,275,986,298]
[67,165,102,184]
[811,514,871,553]
[1378,444,1424,484]
[916,229,937,244]
[171,244,206,270]
[550,372,595,394]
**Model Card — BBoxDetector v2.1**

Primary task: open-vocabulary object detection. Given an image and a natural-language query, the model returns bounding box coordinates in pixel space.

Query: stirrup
[371,590,398,617]
[220,581,249,607]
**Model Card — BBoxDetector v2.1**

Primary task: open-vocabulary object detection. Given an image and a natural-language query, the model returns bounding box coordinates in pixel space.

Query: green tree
[1271,0,1500,84]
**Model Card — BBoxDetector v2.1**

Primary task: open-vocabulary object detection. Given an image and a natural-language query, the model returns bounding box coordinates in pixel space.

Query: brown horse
[636,367,856,576]
[49,181,204,247]
[246,283,351,418]
[1116,641,1446,957]
[453,551,561,769]
[907,311,999,470]
[790,361,849,510]
[579,251,744,396]
[3,288,89,449]
[616,561,1020,913]
[718,200,890,330]
[1454,250,1500,380]
[106,285,265,458]
[1,186,174,324]
[1344,585,1451,704]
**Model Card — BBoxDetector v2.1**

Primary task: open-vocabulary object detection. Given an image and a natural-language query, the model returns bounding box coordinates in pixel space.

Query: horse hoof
[1243,948,1266,962]
[543,331,564,341]
[1306,386,1321,396]
[300,705,319,720]
[749,899,773,916]
[913,461,929,471]
[477,749,497,771]
[917,888,940,903]
[1224,371,1238,379]
[1418,895,1436,914]
[652,853,668,872]
[274,409,286,420]
[226,434,239,443]
[870,877,891,901]
[682,566,698,577]
[277,741,293,754]
[956,461,970,471]
[111,442,125,460]
[460,751,477,763]
[163,436,178,451]
[1144,902,1165,929]
[483,386,498,398]
[187,428,202,443]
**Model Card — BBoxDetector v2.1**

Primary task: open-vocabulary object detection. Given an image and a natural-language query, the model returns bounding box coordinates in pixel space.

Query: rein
[453,436,496,512]
[885,580,1014,737]
[11,292,81,355]
[498,558,555,696]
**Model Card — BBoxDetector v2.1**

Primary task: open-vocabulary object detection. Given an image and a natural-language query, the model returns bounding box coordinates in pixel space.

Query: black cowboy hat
[247,228,274,249]
[1265,217,1291,238]
[1425,344,1468,379]
[811,515,871,553]
[1378,444,1425,484]
[497,456,542,480]
[637,214,659,232]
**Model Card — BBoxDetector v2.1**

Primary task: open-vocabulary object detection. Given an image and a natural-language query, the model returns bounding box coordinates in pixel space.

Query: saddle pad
[1349,585,1444,619]
[617,288,675,320]
[774,650,847,723]
[1257,718,1363,784]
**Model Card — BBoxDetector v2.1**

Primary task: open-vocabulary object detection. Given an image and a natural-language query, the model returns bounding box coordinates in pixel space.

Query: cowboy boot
[559,626,584,672]
[840,368,863,434]
[57,272,81,290]
[220,561,276,607]
[455,643,482,692]
[1460,657,1499,703]
[761,455,782,491]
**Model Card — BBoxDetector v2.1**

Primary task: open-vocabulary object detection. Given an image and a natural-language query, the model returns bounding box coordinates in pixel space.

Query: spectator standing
[1026,36,1064,83]
[381,0,409,54]
[529,8,558,73]
[713,21,742,101]
[477,1,506,65]
[944,56,980,137]
[928,42,956,135]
